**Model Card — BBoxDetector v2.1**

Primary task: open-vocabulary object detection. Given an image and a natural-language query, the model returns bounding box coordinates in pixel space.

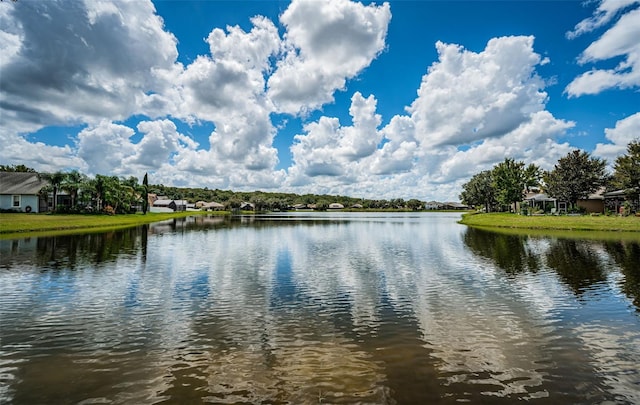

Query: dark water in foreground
[0,212,639,404]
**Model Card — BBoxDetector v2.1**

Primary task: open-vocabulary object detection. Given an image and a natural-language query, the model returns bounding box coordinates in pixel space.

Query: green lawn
[0,211,220,238]
[459,212,640,232]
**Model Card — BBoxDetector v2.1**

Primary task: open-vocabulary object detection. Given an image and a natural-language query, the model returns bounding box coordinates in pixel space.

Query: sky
[1,0,639,201]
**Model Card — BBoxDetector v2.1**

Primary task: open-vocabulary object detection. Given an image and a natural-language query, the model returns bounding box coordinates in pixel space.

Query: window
[12,195,21,207]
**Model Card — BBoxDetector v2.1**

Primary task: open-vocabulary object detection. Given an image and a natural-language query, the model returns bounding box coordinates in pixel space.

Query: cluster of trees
[460,140,640,213]
[35,171,149,215]
[152,182,424,212]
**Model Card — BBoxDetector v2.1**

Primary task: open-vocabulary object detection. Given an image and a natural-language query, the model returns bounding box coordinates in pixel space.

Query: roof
[604,190,627,198]
[0,172,48,195]
[583,187,605,200]
[525,193,556,202]
[153,199,188,206]
[443,202,468,208]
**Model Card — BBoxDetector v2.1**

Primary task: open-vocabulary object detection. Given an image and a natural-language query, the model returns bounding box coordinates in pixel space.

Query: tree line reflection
[463,227,640,309]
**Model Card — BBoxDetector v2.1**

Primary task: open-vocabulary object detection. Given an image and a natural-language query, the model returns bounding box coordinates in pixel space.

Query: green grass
[0,211,223,239]
[459,212,640,233]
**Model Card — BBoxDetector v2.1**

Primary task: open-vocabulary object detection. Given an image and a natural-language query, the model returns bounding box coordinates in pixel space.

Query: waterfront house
[328,203,344,209]
[425,201,443,210]
[201,201,225,211]
[577,188,605,214]
[152,199,188,212]
[240,202,255,211]
[442,202,468,210]
[0,172,49,213]
[604,188,639,214]
[524,192,557,213]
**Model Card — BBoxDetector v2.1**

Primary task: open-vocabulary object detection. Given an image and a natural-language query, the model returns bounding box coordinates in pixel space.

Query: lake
[1,212,639,404]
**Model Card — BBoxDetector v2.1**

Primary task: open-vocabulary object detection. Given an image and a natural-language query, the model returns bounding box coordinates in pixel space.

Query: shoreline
[0,211,217,239]
[458,212,640,233]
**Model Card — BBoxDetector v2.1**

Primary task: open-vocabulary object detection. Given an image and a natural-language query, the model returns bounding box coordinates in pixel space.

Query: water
[0,212,639,404]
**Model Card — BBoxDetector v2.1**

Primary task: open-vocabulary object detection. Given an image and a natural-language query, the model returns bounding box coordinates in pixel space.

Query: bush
[103,205,116,215]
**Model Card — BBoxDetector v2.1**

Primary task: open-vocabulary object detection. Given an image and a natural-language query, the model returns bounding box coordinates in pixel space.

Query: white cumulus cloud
[0,0,180,134]
[593,112,640,163]
[566,1,640,96]
[268,0,391,115]
[408,36,547,147]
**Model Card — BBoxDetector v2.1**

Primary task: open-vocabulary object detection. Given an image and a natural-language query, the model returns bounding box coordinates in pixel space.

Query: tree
[407,199,423,211]
[544,150,607,209]
[142,173,149,215]
[460,170,497,212]
[492,158,529,211]
[38,171,66,211]
[60,170,87,208]
[611,140,640,201]
[0,164,36,172]
[523,163,542,191]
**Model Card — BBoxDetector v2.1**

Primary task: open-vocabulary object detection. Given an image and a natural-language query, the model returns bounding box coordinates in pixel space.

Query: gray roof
[0,172,48,195]
[526,193,556,202]
[153,199,189,206]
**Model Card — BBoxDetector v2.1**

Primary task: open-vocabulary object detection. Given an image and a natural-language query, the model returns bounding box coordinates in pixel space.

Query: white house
[0,172,48,213]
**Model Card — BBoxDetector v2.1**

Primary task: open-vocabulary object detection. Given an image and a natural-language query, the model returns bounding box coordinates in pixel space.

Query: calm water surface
[1,212,639,404]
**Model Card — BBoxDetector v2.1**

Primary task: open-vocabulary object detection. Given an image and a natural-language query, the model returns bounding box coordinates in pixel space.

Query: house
[201,201,225,211]
[577,188,605,214]
[328,203,344,209]
[604,188,639,214]
[524,192,557,213]
[0,172,49,213]
[151,199,188,212]
[240,202,255,210]
[425,201,443,210]
[442,202,468,210]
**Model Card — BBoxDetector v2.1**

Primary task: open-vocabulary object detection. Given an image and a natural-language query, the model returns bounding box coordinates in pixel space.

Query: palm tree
[60,170,87,209]
[38,171,66,211]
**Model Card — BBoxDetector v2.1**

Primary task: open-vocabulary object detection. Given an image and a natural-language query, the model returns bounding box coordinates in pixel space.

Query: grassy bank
[459,212,640,232]
[0,211,220,239]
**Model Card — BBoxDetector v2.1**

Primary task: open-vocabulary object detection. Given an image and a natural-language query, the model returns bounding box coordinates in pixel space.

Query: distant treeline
[148,184,424,211]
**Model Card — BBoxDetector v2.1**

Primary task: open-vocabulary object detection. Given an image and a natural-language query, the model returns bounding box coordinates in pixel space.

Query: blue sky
[1,0,639,201]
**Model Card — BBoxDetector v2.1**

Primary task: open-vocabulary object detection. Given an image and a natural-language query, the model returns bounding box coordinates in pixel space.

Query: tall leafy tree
[460,170,497,212]
[544,150,607,209]
[492,158,528,211]
[611,140,640,201]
